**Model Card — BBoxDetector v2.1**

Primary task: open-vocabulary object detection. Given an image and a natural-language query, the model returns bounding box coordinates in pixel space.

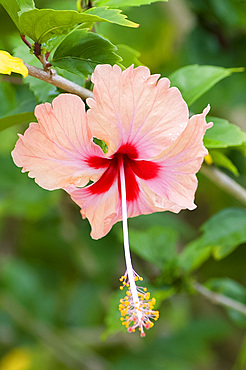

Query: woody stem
[25,63,93,100]
[119,157,140,311]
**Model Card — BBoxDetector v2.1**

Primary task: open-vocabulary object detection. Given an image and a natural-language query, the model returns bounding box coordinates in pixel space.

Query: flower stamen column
[118,156,159,337]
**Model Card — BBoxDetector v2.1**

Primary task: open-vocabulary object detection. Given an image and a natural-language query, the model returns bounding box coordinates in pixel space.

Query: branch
[25,63,94,100]
[200,165,246,207]
[194,282,246,316]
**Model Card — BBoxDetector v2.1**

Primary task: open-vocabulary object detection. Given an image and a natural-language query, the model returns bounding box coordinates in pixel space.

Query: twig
[194,282,246,315]
[25,63,94,100]
[20,34,32,49]
[201,165,246,207]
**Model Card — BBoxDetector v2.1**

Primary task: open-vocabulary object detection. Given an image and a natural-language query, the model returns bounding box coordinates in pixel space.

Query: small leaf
[17,0,35,14]
[94,0,168,8]
[84,7,138,28]
[205,278,246,327]
[93,138,108,153]
[201,208,246,259]
[178,238,212,273]
[19,8,137,43]
[0,112,35,132]
[101,290,125,340]
[116,44,142,68]
[52,29,121,78]
[204,116,246,149]
[169,65,244,106]
[210,150,239,176]
[178,208,246,272]
[0,0,20,27]
[235,336,246,369]
[0,82,16,117]
[130,225,178,270]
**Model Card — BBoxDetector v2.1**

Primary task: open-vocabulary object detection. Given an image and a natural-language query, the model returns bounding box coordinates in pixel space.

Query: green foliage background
[0,0,246,369]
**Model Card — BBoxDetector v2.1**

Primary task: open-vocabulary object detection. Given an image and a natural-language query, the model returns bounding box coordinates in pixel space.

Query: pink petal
[87,64,189,158]
[66,105,212,240]
[67,171,183,239]
[143,105,213,210]
[65,156,157,238]
[67,182,120,240]
[12,94,106,190]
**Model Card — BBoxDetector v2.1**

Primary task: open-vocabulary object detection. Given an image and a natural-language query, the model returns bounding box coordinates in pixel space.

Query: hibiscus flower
[12,64,212,336]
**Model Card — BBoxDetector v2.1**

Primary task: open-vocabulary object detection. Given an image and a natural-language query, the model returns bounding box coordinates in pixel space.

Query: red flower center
[87,144,159,201]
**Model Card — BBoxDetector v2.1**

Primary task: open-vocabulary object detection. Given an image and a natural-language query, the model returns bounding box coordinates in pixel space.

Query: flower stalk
[119,156,140,307]
[118,156,159,336]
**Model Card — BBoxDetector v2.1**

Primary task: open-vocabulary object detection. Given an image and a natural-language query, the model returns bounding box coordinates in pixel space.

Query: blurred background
[0,0,246,369]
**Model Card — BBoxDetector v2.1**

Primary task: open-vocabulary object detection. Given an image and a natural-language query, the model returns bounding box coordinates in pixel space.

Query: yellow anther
[204,153,213,165]
[144,293,150,300]
[118,272,159,335]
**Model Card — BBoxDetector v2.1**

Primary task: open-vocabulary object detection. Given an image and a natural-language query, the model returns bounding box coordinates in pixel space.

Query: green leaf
[178,208,246,272]
[201,208,246,259]
[19,8,137,43]
[235,336,246,369]
[116,44,142,68]
[129,225,178,270]
[178,238,212,273]
[0,258,56,320]
[0,0,20,27]
[154,286,176,305]
[93,138,108,153]
[52,29,121,78]
[101,290,125,340]
[26,78,58,103]
[84,7,138,28]
[0,112,35,132]
[95,0,168,8]
[0,82,16,117]
[169,65,244,106]
[17,0,35,14]
[14,45,58,103]
[204,116,246,149]
[209,150,239,176]
[205,278,246,328]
